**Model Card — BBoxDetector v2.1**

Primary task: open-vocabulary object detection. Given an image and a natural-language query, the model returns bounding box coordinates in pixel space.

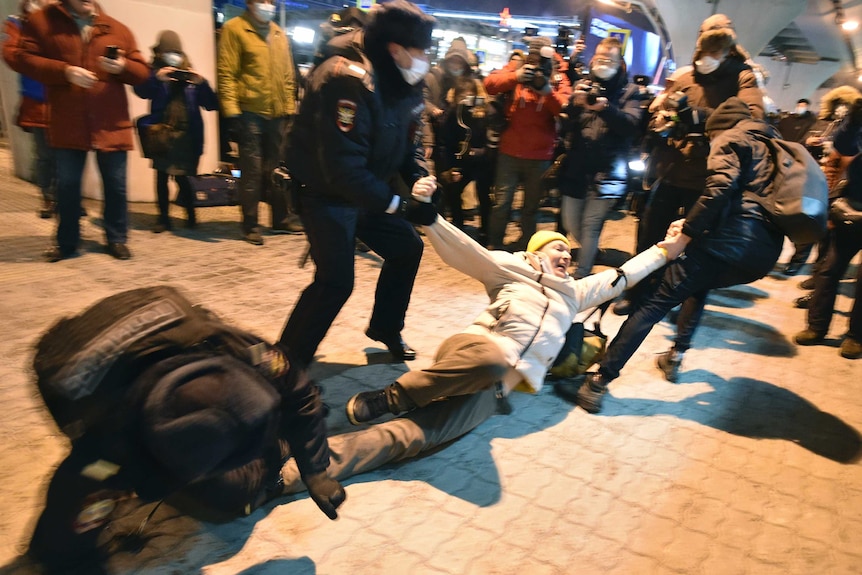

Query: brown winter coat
[15,2,149,151]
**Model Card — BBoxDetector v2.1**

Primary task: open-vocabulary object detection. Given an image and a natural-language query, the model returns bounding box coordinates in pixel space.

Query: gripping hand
[304,472,346,520]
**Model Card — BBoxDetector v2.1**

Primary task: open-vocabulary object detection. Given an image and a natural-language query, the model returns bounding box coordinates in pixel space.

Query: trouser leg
[395,333,509,407]
[280,388,498,493]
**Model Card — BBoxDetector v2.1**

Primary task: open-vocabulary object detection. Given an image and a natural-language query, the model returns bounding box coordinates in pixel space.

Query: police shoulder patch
[336,99,358,133]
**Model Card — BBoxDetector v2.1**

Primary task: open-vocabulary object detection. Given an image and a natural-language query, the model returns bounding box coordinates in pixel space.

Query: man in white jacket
[278,206,680,492]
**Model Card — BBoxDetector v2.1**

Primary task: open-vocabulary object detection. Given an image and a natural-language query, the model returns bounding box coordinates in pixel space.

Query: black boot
[656,348,684,383]
[346,387,402,425]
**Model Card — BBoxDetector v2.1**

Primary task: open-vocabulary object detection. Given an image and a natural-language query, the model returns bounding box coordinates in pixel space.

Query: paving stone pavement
[0,145,860,575]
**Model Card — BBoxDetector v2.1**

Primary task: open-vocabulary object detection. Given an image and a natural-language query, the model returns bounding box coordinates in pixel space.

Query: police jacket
[559,67,644,199]
[287,30,429,213]
[682,117,783,275]
[649,57,764,191]
[832,116,862,204]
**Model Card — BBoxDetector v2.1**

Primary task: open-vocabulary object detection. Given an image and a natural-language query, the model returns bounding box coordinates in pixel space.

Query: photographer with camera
[557,36,645,279]
[484,36,571,250]
[612,13,764,315]
[134,30,218,232]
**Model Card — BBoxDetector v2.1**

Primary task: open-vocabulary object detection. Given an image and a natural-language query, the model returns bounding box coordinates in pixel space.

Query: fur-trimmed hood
[817,85,862,119]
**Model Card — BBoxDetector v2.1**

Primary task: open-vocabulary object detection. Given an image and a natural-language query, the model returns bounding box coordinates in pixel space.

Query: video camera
[575,78,606,106]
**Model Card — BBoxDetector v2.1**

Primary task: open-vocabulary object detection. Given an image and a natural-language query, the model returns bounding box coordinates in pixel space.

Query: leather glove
[402,197,438,226]
[516,64,536,85]
[411,175,437,202]
[304,471,346,520]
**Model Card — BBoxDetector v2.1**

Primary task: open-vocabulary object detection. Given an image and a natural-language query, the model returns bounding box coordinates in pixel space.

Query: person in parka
[563,97,785,414]
[614,13,764,315]
[558,36,645,279]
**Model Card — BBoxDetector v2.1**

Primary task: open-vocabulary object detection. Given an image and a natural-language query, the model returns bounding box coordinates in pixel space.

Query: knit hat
[705,96,752,136]
[153,30,183,54]
[141,356,280,484]
[527,230,570,253]
[364,0,435,51]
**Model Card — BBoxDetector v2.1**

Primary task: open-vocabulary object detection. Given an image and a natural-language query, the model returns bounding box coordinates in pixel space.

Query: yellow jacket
[217,12,297,118]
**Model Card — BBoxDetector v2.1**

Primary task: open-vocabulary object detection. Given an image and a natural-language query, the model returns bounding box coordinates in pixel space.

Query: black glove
[402,197,438,226]
[516,64,536,85]
[304,471,346,520]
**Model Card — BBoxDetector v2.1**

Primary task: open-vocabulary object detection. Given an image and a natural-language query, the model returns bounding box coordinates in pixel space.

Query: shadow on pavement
[600,374,862,463]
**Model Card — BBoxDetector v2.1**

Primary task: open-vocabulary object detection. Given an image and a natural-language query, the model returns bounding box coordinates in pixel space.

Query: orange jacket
[2,15,48,129]
[15,2,149,151]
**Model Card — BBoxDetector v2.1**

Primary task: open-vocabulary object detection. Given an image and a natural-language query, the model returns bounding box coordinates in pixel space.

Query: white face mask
[695,55,722,75]
[253,2,276,23]
[397,55,430,86]
[794,105,808,115]
[591,64,616,81]
[834,104,849,119]
[162,52,183,67]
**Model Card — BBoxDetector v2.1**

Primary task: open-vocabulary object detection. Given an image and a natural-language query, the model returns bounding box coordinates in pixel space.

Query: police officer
[279,1,437,365]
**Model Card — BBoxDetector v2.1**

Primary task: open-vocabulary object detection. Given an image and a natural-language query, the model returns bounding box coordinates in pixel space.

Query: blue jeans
[560,190,614,279]
[488,153,549,248]
[279,192,424,365]
[54,149,127,252]
[599,249,764,381]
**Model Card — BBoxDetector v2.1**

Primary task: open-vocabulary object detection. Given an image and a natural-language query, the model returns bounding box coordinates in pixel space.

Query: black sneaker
[365,327,416,361]
[271,215,304,235]
[656,349,683,383]
[44,246,77,262]
[346,389,393,425]
[794,293,812,309]
[798,277,816,290]
[576,372,609,414]
[612,297,633,316]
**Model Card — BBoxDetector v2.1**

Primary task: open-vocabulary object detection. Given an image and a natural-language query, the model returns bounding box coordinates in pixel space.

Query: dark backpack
[746,128,829,244]
[33,285,282,440]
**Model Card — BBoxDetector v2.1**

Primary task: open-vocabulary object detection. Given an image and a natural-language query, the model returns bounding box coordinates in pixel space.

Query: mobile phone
[169,70,194,82]
[104,45,119,59]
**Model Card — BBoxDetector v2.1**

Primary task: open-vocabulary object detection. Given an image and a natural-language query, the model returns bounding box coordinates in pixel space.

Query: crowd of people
[1,0,860,571]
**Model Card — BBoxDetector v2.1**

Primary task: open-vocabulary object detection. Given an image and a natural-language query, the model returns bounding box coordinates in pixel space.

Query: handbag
[548,303,609,380]
[135,92,188,159]
[829,195,862,226]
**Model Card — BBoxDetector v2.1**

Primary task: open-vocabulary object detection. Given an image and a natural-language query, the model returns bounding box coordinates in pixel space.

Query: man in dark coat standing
[279,1,437,365]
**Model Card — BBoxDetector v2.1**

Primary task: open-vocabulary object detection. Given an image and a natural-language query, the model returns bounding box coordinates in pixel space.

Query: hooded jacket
[484,58,572,161]
[217,10,298,118]
[681,97,784,274]
[16,2,150,151]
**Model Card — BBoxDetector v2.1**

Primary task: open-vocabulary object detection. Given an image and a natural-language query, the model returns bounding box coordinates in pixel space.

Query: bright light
[628,159,646,172]
[292,26,315,45]
[842,20,859,32]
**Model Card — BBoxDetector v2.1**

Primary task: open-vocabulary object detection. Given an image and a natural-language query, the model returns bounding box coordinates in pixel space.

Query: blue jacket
[133,68,218,157]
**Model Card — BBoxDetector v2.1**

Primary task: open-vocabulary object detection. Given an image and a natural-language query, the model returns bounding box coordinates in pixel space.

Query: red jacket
[484,61,571,161]
[15,2,149,151]
[2,15,48,128]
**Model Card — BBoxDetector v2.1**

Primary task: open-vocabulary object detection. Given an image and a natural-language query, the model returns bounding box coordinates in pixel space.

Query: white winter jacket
[422,217,668,393]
